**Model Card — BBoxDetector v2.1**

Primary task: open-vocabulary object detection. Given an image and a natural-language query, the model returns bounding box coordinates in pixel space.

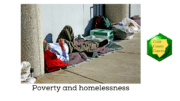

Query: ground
[35,32,141,84]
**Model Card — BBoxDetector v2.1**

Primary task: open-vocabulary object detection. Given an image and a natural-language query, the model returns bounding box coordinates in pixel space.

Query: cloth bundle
[44,50,69,72]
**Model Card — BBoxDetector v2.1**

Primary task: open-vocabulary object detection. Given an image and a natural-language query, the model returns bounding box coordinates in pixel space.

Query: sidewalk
[35,33,141,84]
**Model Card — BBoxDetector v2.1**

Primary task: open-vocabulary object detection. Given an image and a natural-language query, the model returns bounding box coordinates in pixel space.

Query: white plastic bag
[22,77,36,84]
[26,77,36,84]
[21,61,31,73]
[21,61,31,82]
[122,18,141,33]
[21,72,30,81]
[21,61,36,84]
[113,18,141,34]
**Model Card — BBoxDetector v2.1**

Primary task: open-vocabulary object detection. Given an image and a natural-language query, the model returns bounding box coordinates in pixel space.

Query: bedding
[65,38,113,66]
[44,50,69,72]
[64,38,123,68]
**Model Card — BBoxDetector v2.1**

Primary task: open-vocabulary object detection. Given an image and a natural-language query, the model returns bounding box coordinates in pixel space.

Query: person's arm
[58,39,69,62]
[50,48,69,62]
[43,40,46,44]
[61,50,69,62]
[43,40,48,51]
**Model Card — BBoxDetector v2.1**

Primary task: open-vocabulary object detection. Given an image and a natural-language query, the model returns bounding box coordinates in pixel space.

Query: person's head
[43,40,51,52]
[47,44,51,50]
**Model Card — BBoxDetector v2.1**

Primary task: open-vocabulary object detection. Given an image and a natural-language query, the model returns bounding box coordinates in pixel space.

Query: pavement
[35,33,141,84]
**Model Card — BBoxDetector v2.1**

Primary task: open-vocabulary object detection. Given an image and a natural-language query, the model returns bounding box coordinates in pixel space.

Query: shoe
[99,39,108,47]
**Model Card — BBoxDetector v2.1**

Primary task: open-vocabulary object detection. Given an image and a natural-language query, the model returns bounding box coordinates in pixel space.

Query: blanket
[65,38,115,67]
[44,50,69,72]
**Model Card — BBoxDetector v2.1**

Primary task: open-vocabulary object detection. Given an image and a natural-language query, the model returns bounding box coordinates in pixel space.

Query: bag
[21,61,36,84]
[113,18,140,34]
[92,15,113,30]
[113,28,129,40]
[112,18,141,40]
[121,18,141,33]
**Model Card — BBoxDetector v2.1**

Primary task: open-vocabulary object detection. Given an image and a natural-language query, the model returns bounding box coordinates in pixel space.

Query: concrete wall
[41,4,94,42]
[105,4,129,23]
[21,4,44,77]
[130,4,141,17]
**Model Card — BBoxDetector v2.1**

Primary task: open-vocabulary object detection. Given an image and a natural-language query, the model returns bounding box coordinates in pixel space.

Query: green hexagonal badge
[147,33,172,61]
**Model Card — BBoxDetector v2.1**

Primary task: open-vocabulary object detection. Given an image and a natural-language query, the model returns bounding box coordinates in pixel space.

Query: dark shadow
[44,33,53,43]
[102,4,105,16]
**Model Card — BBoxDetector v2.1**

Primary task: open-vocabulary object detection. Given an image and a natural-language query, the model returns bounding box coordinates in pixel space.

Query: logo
[147,33,172,61]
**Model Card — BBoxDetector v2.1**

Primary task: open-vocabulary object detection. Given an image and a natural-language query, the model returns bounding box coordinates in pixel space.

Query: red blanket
[44,50,69,72]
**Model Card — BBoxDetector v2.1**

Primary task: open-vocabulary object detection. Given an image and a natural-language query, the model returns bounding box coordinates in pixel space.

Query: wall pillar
[105,4,129,23]
[21,4,44,77]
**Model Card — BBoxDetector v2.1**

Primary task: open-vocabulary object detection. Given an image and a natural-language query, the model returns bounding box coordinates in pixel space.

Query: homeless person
[43,25,109,72]
[43,39,69,72]
[44,25,108,60]
[43,39,69,62]
[56,25,108,54]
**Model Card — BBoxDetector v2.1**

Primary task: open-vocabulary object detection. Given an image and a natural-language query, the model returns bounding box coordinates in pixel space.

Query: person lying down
[43,25,109,62]
[43,39,69,62]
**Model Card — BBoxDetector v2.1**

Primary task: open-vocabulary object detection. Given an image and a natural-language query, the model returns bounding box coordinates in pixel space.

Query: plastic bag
[21,72,30,81]
[26,77,36,84]
[113,18,141,34]
[21,61,36,84]
[21,61,31,73]
[122,18,141,33]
